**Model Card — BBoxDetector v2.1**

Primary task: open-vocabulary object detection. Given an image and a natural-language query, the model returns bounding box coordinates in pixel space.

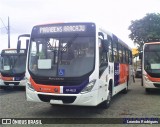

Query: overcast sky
[0,0,160,51]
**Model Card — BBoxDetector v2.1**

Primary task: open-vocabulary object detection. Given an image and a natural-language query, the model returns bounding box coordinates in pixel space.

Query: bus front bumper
[0,79,26,87]
[143,78,160,89]
[26,85,100,106]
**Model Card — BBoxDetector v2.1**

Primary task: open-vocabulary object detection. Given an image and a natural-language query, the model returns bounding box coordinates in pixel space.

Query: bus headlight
[26,78,35,91]
[81,80,96,94]
[144,75,151,82]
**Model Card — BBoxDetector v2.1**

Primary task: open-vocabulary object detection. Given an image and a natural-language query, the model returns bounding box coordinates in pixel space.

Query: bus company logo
[49,77,64,80]
[54,88,58,93]
[39,87,51,91]
[114,69,119,76]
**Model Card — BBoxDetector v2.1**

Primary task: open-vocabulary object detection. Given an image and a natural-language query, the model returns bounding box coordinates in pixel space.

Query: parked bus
[0,34,30,88]
[141,42,160,93]
[26,22,132,108]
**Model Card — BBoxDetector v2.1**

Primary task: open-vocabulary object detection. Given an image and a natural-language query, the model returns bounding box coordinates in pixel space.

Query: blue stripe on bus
[63,79,89,94]
[14,75,25,81]
[114,63,120,86]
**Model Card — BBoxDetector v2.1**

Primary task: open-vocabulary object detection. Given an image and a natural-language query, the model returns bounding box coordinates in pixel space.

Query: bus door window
[99,38,108,77]
[107,35,113,62]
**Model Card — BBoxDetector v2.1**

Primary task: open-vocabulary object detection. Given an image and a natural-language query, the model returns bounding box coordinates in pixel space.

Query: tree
[128,13,160,51]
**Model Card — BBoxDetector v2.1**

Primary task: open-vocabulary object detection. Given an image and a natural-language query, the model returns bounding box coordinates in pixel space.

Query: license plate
[9,84,14,86]
[50,100,63,104]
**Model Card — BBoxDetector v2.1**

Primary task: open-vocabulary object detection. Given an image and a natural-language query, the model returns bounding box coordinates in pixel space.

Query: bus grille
[38,94,76,103]
[4,82,20,86]
[153,83,160,88]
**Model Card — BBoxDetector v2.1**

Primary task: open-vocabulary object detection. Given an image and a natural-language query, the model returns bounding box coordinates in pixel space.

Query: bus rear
[142,42,160,92]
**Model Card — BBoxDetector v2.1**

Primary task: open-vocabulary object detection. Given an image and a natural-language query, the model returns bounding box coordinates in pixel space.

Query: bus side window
[118,44,123,63]
[123,47,126,63]
[128,51,132,65]
[126,50,129,64]
[0,55,2,73]
[113,40,118,63]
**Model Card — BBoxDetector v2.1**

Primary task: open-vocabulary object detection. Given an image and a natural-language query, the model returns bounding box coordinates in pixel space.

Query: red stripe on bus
[119,64,129,84]
[1,76,13,81]
[30,77,60,93]
[147,74,160,82]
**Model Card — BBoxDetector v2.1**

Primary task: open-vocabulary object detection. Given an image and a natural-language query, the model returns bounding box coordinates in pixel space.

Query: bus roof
[99,27,131,51]
[33,22,95,27]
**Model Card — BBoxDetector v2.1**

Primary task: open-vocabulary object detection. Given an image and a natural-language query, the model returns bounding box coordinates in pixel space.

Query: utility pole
[8,17,10,48]
[0,17,10,48]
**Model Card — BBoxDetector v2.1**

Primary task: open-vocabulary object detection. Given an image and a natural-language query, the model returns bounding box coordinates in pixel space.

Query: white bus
[26,22,132,108]
[0,34,30,89]
[141,42,160,93]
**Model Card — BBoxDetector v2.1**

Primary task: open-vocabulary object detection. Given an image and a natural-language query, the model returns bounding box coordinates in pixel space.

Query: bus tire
[145,88,151,94]
[100,84,112,109]
[122,80,128,94]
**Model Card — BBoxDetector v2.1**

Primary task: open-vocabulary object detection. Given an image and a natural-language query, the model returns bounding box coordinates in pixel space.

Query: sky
[0,0,160,51]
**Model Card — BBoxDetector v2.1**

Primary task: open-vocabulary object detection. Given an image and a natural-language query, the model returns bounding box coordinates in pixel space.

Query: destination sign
[145,44,160,51]
[3,49,25,54]
[39,25,86,34]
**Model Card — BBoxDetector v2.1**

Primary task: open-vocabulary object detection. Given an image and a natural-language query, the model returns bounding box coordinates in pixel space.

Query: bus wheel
[122,80,128,94]
[145,88,151,94]
[100,87,112,109]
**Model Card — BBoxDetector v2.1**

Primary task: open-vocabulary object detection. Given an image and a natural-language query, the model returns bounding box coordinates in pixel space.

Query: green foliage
[128,13,160,50]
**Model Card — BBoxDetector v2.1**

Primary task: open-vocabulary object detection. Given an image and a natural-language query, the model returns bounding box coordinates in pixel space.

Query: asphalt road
[0,78,160,126]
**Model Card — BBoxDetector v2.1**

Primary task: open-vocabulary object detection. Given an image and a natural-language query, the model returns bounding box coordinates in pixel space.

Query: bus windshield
[29,36,95,77]
[144,44,160,74]
[0,53,26,75]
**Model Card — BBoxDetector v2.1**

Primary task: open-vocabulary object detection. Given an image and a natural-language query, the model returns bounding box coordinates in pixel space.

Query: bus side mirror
[139,52,143,59]
[26,39,29,51]
[17,40,21,53]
